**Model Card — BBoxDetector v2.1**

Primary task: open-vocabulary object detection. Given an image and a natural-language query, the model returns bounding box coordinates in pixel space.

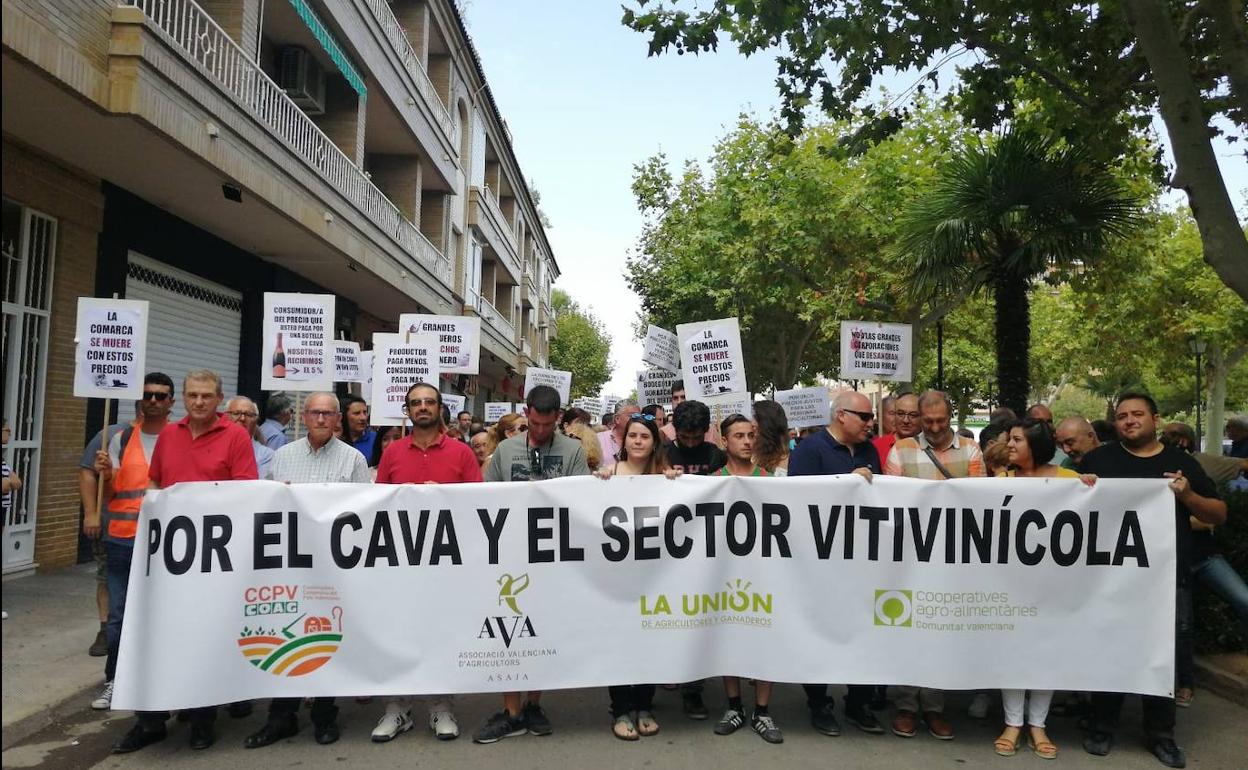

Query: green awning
[288,0,367,99]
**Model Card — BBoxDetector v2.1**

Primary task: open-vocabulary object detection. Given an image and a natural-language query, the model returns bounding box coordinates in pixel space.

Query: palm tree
[899,131,1143,415]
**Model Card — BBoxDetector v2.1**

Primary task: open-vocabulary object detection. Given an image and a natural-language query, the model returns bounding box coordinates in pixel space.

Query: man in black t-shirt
[1079,393,1225,769]
[665,400,727,476]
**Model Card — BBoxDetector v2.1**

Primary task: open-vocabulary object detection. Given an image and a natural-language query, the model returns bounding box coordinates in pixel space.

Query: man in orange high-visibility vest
[88,372,175,716]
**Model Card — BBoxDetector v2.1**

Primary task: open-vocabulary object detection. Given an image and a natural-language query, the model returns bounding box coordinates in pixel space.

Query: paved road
[3,684,1244,770]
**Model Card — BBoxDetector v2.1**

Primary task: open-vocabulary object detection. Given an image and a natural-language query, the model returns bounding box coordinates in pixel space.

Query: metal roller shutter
[124,253,242,420]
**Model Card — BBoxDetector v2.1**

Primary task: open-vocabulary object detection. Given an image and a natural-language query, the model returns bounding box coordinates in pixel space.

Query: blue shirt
[351,429,377,465]
[788,428,881,477]
[252,440,275,480]
[259,418,288,450]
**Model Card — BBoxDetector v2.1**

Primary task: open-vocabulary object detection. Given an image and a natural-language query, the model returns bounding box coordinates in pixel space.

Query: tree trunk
[1198,0,1248,118]
[1121,0,1248,303]
[993,271,1030,416]
[1205,340,1248,456]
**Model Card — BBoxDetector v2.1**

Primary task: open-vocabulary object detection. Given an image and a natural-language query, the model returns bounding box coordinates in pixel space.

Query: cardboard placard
[74,297,149,399]
[637,368,680,409]
[484,402,512,423]
[369,332,440,423]
[398,314,481,375]
[677,318,747,399]
[522,367,572,405]
[641,324,681,373]
[262,293,335,391]
[839,320,912,382]
[774,386,832,429]
[333,341,363,383]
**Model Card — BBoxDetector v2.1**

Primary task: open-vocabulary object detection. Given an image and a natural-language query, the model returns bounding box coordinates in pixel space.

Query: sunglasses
[141,392,171,402]
[840,408,875,422]
[628,413,656,422]
[406,397,440,408]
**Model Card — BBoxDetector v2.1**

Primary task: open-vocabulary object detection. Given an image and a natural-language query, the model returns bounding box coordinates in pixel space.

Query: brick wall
[1,138,103,571]
[311,78,366,166]
[368,154,422,223]
[200,0,263,61]
[419,189,447,253]
[392,0,429,66]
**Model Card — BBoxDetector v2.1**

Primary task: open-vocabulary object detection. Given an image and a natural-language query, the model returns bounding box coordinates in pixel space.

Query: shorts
[93,537,107,583]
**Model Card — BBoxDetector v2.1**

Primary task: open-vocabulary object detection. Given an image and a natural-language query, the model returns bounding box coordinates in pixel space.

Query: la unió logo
[238,584,344,676]
[478,572,537,649]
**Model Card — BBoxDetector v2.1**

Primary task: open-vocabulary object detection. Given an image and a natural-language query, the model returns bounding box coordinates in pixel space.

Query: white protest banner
[572,396,604,422]
[262,293,335,391]
[703,392,754,428]
[485,402,512,423]
[369,333,440,423]
[677,318,747,399]
[774,386,832,429]
[114,476,1175,710]
[840,320,912,382]
[641,324,681,373]
[74,297,149,399]
[333,341,363,384]
[523,367,572,404]
[399,314,481,375]
[637,368,679,408]
[442,393,466,419]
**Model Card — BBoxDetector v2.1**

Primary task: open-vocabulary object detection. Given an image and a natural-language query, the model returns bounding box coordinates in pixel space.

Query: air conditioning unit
[278,46,326,115]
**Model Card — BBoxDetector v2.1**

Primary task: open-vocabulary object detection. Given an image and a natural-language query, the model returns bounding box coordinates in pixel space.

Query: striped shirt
[270,437,370,484]
[885,431,986,479]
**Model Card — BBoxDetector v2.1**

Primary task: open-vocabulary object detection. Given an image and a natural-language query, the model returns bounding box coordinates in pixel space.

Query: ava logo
[237,584,344,676]
[874,589,913,627]
[478,572,537,649]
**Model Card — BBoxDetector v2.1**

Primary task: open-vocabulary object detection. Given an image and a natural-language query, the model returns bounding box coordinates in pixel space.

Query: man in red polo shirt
[371,381,480,743]
[112,368,257,755]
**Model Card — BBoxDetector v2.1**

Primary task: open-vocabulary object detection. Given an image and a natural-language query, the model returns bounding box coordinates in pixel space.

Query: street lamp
[1187,335,1207,450]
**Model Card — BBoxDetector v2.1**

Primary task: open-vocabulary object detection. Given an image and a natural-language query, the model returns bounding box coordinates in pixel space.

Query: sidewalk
[2,563,106,746]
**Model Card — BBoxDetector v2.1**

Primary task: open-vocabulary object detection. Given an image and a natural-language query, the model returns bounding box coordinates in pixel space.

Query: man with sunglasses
[883,390,984,741]
[788,390,885,738]
[476,385,590,744]
[87,372,174,715]
[372,382,480,743]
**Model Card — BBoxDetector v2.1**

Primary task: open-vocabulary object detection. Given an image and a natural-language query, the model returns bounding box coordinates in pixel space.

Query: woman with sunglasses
[594,412,682,740]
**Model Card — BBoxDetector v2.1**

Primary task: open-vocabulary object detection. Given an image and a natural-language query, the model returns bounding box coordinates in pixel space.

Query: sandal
[1176,687,1194,708]
[612,714,639,741]
[1028,728,1058,760]
[994,727,1022,757]
[636,710,660,737]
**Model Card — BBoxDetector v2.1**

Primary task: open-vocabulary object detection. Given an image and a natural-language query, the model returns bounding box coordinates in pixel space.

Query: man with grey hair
[244,391,367,749]
[1056,416,1101,470]
[260,392,294,450]
[224,395,274,480]
[884,390,984,741]
[597,398,641,464]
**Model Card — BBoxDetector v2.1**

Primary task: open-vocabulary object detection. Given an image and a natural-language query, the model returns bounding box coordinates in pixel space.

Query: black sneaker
[1149,737,1186,768]
[89,625,108,657]
[188,722,215,750]
[682,692,709,720]
[1083,730,1114,756]
[522,702,553,736]
[713,708,746,736]
[313,720,340,745]
[473,711,526,744]
[810,703,841,736]
[751,712,783,744]
[243,718,298,749]
[846,706,885,734]
[112,724,167,754]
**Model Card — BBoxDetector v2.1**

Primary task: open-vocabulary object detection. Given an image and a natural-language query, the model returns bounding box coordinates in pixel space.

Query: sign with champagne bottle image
[261,293,336,391]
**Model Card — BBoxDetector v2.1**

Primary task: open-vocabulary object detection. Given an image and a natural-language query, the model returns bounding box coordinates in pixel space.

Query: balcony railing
[477,296,516,341]
[123,0,451,287]
[360,0,456,144]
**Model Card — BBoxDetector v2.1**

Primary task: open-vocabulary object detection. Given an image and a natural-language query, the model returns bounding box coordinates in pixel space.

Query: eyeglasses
[406,398,439,408]
[840,408,875,422]
[629,413,656,422]
[893,410,921,421]
[304,410,337,421]
[141,391,171,402]
[225,410,257,419]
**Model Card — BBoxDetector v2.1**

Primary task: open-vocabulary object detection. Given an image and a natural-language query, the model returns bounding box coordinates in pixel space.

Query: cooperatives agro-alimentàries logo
[874,589,913,627]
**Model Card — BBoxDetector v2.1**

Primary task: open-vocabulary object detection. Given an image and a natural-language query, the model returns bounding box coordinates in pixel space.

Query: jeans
[1002,689,1053,728]
[269,697,338,727]
[1176,587,1195,688]
[804,684,872,715]
[103,540,134,683]
[608,685,656,717]
[1193,554,1248,637]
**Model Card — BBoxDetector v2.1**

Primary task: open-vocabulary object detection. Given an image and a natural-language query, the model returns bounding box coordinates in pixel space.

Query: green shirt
[484,431,591,481]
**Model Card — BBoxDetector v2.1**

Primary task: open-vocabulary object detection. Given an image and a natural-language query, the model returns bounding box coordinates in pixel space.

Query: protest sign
[442,393,466,419]
[74,297,149,399]
[114,476,1175,710]
[637,368,680,409]
[677,318,747,399]
[603,395,623,416]
[514,404,526,414]
[333,341,363,383]
[840,321,912,382]
[369,333,440,423]
[703,392,753,428]
[358,350,373,398]
[641,324,681,373]
[398,314,481,375]
[774,386,832,429]
[572,396,604,423]
[262,293,335,391]
[523,367,572,404]
[485,402,512,423]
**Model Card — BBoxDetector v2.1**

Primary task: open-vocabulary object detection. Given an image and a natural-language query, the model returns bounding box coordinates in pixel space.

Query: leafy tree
[548,289,613,398]
[623,0,1248,303]
[898,130,1143,414]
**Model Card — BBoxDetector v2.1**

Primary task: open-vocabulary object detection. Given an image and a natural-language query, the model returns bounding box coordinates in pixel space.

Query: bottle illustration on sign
[272,332,287,378]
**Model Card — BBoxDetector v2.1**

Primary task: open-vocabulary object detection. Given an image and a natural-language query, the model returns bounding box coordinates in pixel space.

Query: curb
[1194,655,1248,708]
[1,680,100,750]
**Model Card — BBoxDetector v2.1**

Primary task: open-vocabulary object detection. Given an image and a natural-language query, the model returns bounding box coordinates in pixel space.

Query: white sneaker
[1,610,7,620]
[371,709,414,742]
[967,691,990,719]
[91,681,114,710]
[430,708,460,740]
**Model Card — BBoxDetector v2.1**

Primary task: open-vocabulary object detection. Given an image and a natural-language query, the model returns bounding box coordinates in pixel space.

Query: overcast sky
[461,1,1248,398]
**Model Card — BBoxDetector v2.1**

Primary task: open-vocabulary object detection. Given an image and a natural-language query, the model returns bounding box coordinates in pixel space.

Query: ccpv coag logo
[237,584,344,676]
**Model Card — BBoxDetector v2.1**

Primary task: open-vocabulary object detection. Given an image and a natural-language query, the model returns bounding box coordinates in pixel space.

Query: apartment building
[1,0,558,572]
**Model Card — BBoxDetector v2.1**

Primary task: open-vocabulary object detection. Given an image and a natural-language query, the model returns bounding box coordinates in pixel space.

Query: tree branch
[963,33,1093,109]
